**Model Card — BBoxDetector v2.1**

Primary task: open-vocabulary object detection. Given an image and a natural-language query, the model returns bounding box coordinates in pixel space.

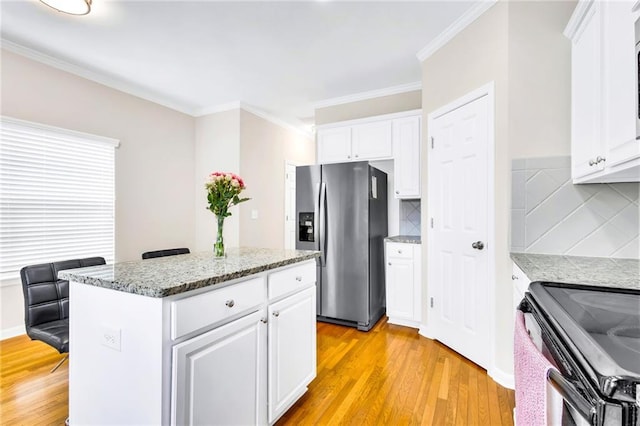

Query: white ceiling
[1,0,477,130]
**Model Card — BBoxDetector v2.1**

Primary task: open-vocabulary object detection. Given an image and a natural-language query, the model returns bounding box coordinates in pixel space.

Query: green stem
[214,215,225,257]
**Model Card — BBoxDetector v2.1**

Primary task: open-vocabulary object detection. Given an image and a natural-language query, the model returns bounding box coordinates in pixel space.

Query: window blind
[0,117,118,283]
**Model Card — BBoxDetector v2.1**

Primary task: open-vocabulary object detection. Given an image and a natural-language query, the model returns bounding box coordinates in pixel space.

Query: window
[0,117,118,283]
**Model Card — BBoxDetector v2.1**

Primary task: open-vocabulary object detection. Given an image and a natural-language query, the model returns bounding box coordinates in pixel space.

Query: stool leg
[51,354,68,373]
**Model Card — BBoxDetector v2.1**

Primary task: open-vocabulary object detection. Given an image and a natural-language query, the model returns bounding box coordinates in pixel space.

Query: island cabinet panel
[171,276,265,339]
[268,260,316,301]
[171,309,267,426]
[268,286,317,424]
[66,252,318,426]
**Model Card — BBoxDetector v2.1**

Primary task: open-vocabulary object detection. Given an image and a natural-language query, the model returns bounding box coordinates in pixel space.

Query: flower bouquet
[205,172,250,257]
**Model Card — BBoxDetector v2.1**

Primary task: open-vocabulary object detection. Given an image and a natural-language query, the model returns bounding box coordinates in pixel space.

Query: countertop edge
[60,252,320,298]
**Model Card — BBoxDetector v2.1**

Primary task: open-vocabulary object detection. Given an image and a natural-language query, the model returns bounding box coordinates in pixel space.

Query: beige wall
[315,90,421,125]
[1,49,196,333]
[239,110,315,249]
[508,1,574,159]
[194,110,241,252]
[421,0,575,378]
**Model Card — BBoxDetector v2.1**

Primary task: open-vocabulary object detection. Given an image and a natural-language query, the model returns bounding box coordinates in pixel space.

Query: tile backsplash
[399,199,421,236]
[511,156,639,259]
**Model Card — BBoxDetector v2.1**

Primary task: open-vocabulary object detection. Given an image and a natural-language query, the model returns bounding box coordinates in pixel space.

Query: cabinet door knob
[388,262,392,266]
[347,155,351,159]
[397,250,402,254]
[589,158,597,166]
[355,154,359,158]
[225,300,235,308]
[260,318,268,324]
[512,275,519,280]
[295,276,302,282]
[395,190,400,194]
[596,156,606,164]
[273,311,280,317]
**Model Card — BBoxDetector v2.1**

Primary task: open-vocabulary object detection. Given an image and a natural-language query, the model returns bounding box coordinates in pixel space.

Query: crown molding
[313,81,422,110]
[196,101,243,116]
[3,39,312,137]
[563,0,593,39]
[1,38,199,116]
[239,103,313,138]
[416,0,498,62]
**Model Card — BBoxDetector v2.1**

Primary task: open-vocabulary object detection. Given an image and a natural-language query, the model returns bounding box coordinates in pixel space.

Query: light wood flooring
[1,317,514,425]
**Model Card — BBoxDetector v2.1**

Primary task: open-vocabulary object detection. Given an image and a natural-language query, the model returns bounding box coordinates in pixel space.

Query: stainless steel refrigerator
[295,162,387,331]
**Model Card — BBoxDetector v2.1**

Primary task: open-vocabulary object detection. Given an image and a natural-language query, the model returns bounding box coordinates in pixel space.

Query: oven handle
[548,369,595,423]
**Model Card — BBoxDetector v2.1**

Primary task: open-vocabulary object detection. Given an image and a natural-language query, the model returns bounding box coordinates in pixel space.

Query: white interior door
[284,163,296,250]
[429,94,490,369]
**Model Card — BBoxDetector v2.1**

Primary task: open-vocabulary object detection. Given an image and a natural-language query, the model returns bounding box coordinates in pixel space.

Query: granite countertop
[511,252,640,290]
[385,235,421,244]
[58,247,321,298]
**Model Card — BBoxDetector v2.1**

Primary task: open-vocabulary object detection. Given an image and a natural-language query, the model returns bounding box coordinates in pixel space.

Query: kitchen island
[59,247,320,426]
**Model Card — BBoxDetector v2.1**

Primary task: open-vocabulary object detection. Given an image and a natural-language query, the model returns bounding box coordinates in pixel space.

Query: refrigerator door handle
[319,182,327,266]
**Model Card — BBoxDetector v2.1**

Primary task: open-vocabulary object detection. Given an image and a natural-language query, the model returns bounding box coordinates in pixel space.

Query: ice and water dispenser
[298,212,314,242]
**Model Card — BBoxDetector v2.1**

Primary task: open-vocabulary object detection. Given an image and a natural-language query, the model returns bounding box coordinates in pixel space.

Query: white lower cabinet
[511,262,531,316]
[385,242,422,328]
[268,286,316,423]
[170,260,317,426]
[172,309,267,426]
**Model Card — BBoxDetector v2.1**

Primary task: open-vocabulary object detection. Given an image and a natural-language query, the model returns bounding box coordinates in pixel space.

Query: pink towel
[514,310,557,426]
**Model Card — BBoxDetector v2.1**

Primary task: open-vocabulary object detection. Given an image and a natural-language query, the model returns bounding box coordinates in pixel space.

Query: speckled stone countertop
[58,247,321,298]
[511,252,639,290]
[385,235,421,244]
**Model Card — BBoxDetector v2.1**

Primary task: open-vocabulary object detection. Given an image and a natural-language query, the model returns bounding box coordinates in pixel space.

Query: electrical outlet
[251,209,259,219]
[101,326,121,351]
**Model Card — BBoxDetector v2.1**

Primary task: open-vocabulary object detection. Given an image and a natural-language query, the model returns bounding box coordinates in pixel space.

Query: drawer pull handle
[512,275,519,280]
[273,311,280,317]
[225,300,235,308]
[295,276,303,282]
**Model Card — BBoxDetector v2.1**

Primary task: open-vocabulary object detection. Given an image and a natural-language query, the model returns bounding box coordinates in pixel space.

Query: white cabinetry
[565,0,640,183]
[268,286,316,423]
[351,121,393,160]
[317,127,352,163]
[172,310,267,426]
[393,116,421,198]
[385,242,422,328]
[317,120,392,164]
[316,110,422,198]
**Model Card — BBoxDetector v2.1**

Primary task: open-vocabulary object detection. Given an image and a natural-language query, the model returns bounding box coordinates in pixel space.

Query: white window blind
[0,117,118,283]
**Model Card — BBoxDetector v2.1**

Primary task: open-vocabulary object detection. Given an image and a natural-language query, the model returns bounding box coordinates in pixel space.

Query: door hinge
[430,218,434,228]
[431,137,434,149]
[430,297,434,308]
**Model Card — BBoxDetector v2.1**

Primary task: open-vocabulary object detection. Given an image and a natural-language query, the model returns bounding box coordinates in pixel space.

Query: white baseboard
[488,365,515,390]
[387,317,421,329]
[418,324,435,340]
[1,324,26,340]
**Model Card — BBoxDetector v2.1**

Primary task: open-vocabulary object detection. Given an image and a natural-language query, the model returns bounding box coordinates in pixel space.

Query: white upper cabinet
[316,110,422,198]
[317,127,352,163]
[351,120,393,160]
[565,0,640,183]
[393,116,421,199]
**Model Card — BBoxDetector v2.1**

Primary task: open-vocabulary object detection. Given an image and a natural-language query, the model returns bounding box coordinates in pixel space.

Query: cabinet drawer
[268,261,316,301]
[171,277,265,340]
[386,243,413,260]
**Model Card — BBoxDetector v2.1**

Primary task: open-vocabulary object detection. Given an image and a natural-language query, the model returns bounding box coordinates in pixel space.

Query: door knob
[471,241,484,250]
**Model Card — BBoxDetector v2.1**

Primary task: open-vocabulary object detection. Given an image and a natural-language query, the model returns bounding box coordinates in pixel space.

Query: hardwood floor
[0,318,514,425]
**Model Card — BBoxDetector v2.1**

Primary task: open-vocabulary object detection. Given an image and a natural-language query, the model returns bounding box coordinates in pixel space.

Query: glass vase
[214,215,225,258]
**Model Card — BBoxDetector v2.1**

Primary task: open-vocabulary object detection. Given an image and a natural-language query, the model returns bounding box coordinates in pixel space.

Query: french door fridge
[295,161,387,331]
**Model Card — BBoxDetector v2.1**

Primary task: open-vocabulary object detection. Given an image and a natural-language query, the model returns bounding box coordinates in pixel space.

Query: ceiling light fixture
[40,0,91,15]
